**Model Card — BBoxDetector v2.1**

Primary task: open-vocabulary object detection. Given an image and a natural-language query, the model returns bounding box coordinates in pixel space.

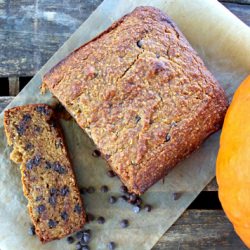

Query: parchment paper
[1,0,250,249]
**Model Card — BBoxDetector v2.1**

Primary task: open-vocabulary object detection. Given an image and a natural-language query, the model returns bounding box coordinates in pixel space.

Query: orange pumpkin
[217,75,250,248]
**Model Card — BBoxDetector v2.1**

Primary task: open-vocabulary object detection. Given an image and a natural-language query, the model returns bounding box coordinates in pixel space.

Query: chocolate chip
[76,242,82,250]
[108,241,116,250]
[52,162,67,174]
[23,114,32,122]
[120,219,129,228]
[48,195,57,206]
[133,205,141,213]
[129,193,137,204]
[97,216,105,224]
[107,170,116,177]
[81,233,90,244]
[35,196,43,202]
[144,204,152,212]
[60,186,70,196]
[74,204,82,214]
[35,106,50,115]
[61,211,69,221]
[100,185,109,193]
[48,219,57,228]
[135,197,142,206]
[135,115,141,123]
[28,225,36,235]
[137,40,143,48]
[34,125,42,133]
[80,187,87,195]
[82,245,90,250]
[37,204,46,214]
[165,133,171,142]
[26,155,41,170]
[50,187,58,196]
[105,154,111,160]
[120,185,128,193]
[109,196,117,204]
[156,54,160,58]
[92,149,101,157]
[86,213,95,223]
[76,230,84,239]
[67,236,74,244]
[172,192,182,200]
[87,186,95,194]
[25,143,33,151]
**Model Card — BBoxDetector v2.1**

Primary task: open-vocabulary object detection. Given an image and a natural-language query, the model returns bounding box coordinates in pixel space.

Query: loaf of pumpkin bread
[43,6,228,194]
[4,104,85,243]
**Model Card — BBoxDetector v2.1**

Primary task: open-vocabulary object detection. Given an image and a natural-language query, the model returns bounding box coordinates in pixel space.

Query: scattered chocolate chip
[129,193,137,204]
[26,155,41,170]
[120,219,129,228]
[16,114,32,135]
[67,236,74,244]
[87,186,95,194]
[86,213,95,223]
[120,185,128,193]
[28,225,36,235]
[55,138,63,149]
[76,242,82,250]
[165,133,171,142]
[108,241,116,250]
[35,196,43,202]
[50,187,58,196]
[92,149,101,157]
[172,192,182,200]
[107,170,116,177]
[156,54,160,58]
[109,196,117,204]
[74,204,82,214]
[52,162,67,174]
[76,230,84,239]
[105,154,111,160]
[61,186,70,196]
[100,185,109,193]
[48,195,57,206]
[120,195,128,202]
[81,233,90,244]
[35,106,50,115]
[135,115,141,123]
[80,187,87,195]
[37,204,46,214]
[48,219,57,228]
[135,197,142,206]
[82,245,90,250]
[144,204,152,212]
[137,40,143,48]
[133,205,141,213]
[61,211,69,221]
[97,216,105,224]
[25,143,33,151]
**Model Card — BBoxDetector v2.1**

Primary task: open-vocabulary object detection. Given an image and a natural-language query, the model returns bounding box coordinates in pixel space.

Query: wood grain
[153,210,248,250]
[0,1,249,77]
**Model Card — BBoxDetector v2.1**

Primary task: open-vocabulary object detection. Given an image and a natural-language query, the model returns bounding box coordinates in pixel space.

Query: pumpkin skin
[216,75,250,248]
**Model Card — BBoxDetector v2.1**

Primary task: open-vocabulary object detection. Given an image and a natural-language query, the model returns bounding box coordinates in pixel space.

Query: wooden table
[0,0,249,249]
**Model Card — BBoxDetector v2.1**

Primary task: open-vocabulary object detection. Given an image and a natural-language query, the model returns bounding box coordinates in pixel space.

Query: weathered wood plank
[8,76,20,96]
[153,210,248,250]
[0,1,249,77]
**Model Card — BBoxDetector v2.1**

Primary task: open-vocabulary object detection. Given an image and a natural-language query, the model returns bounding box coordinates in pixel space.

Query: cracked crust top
[43,6,228,194]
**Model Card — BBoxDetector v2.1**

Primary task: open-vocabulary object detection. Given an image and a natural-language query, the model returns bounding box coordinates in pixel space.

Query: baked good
[4,104,85,243]
[43,6,228,194]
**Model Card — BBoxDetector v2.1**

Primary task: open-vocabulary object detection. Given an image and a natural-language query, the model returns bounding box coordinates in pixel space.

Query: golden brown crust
[4,104,85,242]
[43,6,228,194]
